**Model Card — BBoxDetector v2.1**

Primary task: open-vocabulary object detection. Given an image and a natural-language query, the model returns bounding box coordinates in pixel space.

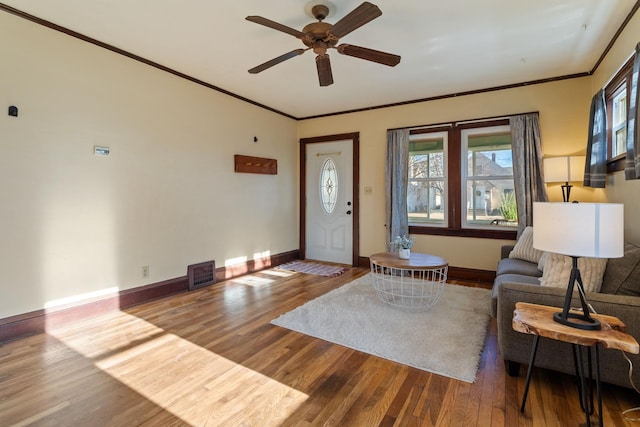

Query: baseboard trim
[448,266,495,285]
[0,250,300,343]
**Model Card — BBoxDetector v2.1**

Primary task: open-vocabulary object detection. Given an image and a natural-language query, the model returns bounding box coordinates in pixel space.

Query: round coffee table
[369,252,448,311]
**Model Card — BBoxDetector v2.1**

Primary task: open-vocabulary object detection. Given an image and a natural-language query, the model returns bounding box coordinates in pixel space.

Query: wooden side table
[513,302,639,427]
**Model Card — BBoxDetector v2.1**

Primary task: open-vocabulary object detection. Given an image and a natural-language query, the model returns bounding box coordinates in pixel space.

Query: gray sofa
[492,241,640,389]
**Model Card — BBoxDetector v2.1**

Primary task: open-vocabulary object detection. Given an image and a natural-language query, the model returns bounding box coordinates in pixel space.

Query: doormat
[276,261,349,277]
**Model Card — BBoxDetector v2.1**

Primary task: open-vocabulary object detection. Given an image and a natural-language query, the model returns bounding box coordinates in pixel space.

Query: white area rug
[271,273,491,383]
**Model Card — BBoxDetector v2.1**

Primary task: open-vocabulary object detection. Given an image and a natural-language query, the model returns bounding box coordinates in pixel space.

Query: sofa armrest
[501,245,514,260]
[496,281,640,388]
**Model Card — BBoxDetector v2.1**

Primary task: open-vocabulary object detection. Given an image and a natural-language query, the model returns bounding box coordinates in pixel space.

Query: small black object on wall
[8,106,18,117]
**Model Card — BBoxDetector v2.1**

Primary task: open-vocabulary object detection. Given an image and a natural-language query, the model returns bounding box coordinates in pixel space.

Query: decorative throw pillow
[537,252,549,271]
[539,253,608,293]
[509,226,544,264]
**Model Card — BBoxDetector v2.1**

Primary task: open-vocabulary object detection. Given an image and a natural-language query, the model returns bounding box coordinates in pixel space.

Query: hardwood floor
[1,266,639,426]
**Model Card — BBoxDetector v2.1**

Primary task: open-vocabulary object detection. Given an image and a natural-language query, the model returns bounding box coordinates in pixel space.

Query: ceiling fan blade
[329,2,382,39]
[337,44,401,67]
[248,49,306,74]
[246,16,306,39]
[316,54,334,86]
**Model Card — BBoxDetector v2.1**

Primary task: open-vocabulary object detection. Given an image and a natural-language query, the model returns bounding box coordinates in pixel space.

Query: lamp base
[553,256,602,331]
[561,182,573,203]
[553,311,601,330]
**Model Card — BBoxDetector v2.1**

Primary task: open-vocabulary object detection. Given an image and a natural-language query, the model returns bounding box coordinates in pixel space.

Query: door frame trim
[300,132,360,266]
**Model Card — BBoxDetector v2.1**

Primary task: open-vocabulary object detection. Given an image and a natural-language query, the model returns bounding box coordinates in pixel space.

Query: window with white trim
[408,132,448,226]
[611,88,627,158]
[407,119,517,238]
[461,125,516,229]
[605,57,633,167]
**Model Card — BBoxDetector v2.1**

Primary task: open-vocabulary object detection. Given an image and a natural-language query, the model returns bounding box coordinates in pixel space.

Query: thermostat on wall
[94,146,110,156]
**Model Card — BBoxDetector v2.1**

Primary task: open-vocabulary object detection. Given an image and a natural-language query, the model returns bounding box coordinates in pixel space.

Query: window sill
[607,154,626,173]
[409,225,517,240]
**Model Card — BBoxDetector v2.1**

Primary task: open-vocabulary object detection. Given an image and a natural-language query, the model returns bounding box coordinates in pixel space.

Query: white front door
[305,140,353,264]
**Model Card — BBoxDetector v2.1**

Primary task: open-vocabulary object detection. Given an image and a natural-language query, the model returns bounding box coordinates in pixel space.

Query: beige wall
[590,10,640,244]
[0,13,298,318]
[2,8,639,319]
[298,78,594,270]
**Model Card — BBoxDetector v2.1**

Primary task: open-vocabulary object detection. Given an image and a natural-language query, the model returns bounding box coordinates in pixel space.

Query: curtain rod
[387,111,539,132]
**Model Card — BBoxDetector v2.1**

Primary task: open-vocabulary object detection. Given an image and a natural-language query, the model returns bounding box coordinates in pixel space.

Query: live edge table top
[512,302,639,354]
[369,252,448,270]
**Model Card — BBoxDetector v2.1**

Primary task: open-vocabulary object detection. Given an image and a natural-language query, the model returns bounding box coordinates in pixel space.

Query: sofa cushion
[496,257,542,278]
[508,226,544,264]
[491,273,542,317]
[539,253,607,293]
[600,242,640,296]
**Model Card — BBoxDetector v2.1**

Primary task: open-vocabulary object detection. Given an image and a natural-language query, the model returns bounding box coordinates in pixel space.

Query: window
[408,120,517,239]
[605,57,633,169]
[611,86,627,158]
[462,125,516,228]
[408,132,447,226]
[320,158,338,214]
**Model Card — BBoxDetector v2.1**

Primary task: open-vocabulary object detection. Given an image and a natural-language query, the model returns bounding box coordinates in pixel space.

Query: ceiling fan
[246,1,401,87]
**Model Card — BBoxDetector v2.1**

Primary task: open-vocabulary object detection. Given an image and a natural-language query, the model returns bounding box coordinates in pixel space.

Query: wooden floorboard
[1,267,639,426]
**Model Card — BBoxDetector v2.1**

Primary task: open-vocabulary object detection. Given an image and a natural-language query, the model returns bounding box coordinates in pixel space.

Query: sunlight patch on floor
[230,275,275,286]
[48,311,308,425]
[260,268,296,278]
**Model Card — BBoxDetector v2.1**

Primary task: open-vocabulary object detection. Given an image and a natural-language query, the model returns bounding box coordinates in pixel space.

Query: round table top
[370,252,448,269]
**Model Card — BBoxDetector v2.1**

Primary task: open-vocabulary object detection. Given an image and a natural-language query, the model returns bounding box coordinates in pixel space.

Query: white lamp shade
[543,156,586,183]
[533,202,624,258]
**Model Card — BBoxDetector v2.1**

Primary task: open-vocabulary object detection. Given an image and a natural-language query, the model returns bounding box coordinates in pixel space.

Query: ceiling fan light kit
[246,1,401,87]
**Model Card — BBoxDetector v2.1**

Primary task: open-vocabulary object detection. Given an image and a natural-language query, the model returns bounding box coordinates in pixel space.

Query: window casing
[408,119,517,239]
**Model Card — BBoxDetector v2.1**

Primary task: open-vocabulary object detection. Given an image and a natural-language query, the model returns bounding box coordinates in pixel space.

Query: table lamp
[533,202,624,330]
[543,156,585,202]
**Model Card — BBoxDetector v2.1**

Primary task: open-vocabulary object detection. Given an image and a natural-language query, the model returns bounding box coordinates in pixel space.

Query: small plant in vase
[392,235,414,259]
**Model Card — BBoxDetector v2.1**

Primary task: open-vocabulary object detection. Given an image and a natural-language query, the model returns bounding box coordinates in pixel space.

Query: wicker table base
[369,252,448,311]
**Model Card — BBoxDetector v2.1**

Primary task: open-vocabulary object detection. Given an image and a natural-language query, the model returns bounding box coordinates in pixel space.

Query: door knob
[346,210,352,215]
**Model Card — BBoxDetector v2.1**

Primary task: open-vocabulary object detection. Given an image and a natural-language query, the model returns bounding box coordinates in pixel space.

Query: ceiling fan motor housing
[302,21,337,54]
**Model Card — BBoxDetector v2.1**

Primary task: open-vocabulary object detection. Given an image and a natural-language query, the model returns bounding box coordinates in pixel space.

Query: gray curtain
[626,42,640,180]
[386,129,410,247]
[584,89,607,187]
[510,113,548,237]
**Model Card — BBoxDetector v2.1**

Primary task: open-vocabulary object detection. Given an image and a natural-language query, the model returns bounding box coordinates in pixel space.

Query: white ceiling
[1,1,636,119]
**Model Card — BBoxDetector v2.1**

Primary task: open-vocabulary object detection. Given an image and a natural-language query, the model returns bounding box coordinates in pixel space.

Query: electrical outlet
[142,266,149,278]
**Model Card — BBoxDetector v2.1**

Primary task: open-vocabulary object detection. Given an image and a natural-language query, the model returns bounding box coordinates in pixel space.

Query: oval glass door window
[320,158,338,214]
